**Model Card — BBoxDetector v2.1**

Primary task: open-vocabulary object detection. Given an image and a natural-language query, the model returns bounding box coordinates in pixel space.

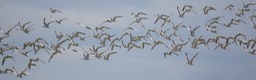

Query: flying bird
[2,55,15,66]
[100,16,123,25]
[104,51,117,60]
[203,6,216,14]
[43,17,55,28]
[185,52,199,65]
[50,8,62,14]
[55,18,67,25]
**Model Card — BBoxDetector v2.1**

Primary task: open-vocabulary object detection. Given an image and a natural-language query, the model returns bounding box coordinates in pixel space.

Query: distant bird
[2,55,15,66]
[111,44,122,51]
[172,22,185,30]
[185,52,199,65]
[131,12,147,18]
[21,50,32,57]
[104,51,117,60]
[177,5,196,18]
[4,25,16,36]
[30,58,45,64]
[55,18,67,25]
[43,17,55,28]
[95,26,111,32]
[164,51,179,58]
[129,17,148,28]
[50,8,62,14]
[54,31,65,41]
[48,50,61,63]
[27,59,40,70]
[141,42,152,49]
[177,6,186,18]
[206,16,225,23]
[100,16,123,25]
[243,46,256,55]
[151,40,168,50]
[203,6,216,14]
[1,67,15,74]
[171,40,188,52]
[12,66,29,78]
[0,35,9,43]
[243,3,256,8]
[17,21,35,34]
[223,4,238,11]
[16,21,31,29]
[186,25,200,37]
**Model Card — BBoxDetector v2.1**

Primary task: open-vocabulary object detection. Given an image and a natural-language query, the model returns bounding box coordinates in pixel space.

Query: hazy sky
[1,0,256,80]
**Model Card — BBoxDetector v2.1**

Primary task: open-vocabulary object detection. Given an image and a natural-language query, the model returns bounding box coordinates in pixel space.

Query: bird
[172,22,185,30]
[123,26,137,31]
[83,52,90,60]
[243,3,256,8]
[151,40,168,50]
[206,16,225,23]
[203,6,216,14]
[50,8,62,14]
[27,59,40,70]
[12,66,29,78]
[141,42,152,49]
[16,21,35,34]
[104,51,117,60]
[48,50,61,63]
[177,5,196,18]
[55,18,67,25]
[1,67,15,74]
[30,58,45,64]
[16,21,32,29]
[100,16,123,25]
[171,40,188,52]
[22,26,35,34]
[0,36,9,43]
[2,55,15,66]
[185,52,199,65]
[164,50,179,57]
[177,6,186,18]
[223,4,238,11]
[21,50,32,57]
[111,44,122,51]
[4,25,16,36]
[43,17,55,28]
[54,31,65,41]
[129,17,148,28]
[233,33,246,45]
[131,12,147,18]
[243,46,256,55]
[170,31,184,42]
[186,25,200,37]
[95,26,111,32]
[154,13,175,27]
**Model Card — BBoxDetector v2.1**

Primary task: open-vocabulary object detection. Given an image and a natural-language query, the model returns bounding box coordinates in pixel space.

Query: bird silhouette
[185,52,199,65]
[50,8,62,14]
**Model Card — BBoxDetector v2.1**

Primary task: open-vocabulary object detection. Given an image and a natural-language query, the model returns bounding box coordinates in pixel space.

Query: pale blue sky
[1,0,256,80]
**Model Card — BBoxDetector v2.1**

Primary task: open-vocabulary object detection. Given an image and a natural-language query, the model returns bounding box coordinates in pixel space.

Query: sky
[1,0,256,80]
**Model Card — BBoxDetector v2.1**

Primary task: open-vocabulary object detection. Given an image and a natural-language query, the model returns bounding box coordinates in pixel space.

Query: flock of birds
[1,3,256,78]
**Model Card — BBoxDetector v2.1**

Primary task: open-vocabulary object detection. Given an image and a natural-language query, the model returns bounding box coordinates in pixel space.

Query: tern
[203,6,216,14]
[43,17,55,28]
[185,52,199,65]
[4,25,16,36]
[55,18,67,25]
[100,16,123,25]
[104,51,117,60]
[186,25,200,37]
[2,55,15,66]
[50,8,62,14]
